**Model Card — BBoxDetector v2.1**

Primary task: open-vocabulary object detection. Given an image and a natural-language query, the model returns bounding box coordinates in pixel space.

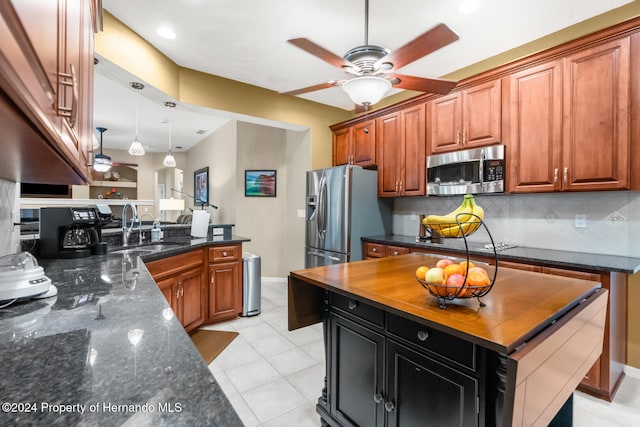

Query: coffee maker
[39,207,101,258]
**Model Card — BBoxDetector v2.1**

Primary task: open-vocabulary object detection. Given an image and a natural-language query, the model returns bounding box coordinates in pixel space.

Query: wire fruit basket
[415,213,499,309]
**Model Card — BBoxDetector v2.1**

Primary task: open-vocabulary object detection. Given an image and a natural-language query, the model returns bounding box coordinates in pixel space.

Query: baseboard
[624,364,640,379]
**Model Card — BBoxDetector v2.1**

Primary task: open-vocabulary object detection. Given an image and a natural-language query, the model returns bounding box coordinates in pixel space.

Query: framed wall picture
[194,167,209,206]
[245,170,276,197]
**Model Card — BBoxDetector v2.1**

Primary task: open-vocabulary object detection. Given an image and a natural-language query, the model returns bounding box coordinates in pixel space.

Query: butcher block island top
[288,253,608,427]
[289,252,602,354]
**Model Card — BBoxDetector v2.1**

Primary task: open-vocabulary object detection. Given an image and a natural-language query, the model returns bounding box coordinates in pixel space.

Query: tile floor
[203,278,640,427]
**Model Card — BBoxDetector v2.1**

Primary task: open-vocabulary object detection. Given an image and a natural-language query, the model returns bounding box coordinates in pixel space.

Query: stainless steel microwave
[427,145,505,195]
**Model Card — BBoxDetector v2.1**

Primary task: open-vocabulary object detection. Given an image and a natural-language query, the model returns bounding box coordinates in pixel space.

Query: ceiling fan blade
[376,23,459,70]
[287,38,354,69]
[280,81,340,96]
[389,74,457,94]
[112,162,139,167]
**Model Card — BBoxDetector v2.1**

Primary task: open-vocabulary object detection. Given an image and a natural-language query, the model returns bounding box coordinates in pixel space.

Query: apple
[436,259,454,269]
[424,267,446,285]
[468,266,489,277]
[446,273,466,289]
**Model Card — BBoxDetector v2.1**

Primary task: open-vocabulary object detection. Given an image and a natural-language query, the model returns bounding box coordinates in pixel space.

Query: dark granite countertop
[0,234,250,426]
[363,234,640,274]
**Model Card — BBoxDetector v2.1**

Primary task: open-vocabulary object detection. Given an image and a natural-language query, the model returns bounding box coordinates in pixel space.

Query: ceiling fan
[91,127,138,172]
[280,0,459,110]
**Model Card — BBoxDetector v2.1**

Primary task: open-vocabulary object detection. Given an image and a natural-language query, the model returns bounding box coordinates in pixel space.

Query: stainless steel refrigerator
[305,165,392,268]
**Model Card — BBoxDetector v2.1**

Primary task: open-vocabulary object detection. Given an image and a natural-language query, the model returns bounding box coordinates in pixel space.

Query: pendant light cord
[135,92,139,140]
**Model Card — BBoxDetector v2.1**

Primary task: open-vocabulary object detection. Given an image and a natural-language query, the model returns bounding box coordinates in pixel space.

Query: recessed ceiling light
[157,27,176,39]
[459,0,481,14]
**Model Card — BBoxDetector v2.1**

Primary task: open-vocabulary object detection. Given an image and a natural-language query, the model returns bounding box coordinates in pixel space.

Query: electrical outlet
[574,214,587,228]
[297,209,305,218]
[144,207,149,213]
[410,212,417,221]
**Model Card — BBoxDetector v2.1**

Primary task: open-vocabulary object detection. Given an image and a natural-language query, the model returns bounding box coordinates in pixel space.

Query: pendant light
[128,82,146,156]
[93,127,112,172]
[162,101,177,167]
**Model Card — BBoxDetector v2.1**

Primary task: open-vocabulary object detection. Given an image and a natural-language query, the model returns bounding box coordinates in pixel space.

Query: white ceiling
[95,0,633,153]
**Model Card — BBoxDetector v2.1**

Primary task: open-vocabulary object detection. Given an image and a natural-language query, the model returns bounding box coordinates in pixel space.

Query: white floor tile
[225,393,260,427]
[266,347,319,376]
[285,324,323,346]
[226,358,282,393]
[261,402,321,427]
[213,338,263,371]
[235,322,280,342]
[248,332,297,357]
[286,363,325,402]
[210,370,238,398]
[300,339,326,363]
[241,378,307,422]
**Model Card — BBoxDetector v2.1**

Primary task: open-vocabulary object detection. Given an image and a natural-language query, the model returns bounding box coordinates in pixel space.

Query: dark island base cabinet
[322,296,480,427]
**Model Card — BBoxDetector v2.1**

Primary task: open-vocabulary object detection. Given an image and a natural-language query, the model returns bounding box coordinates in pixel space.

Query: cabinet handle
[417,330,429,341]
[392,251,399,256]
[348,300,358,310]
[399,181,403,193]
[222,251,228,257]
[462,130,467,145]
[456,130,460,145]
[384,401,395,412]
[373,393,383,403]
[563,167,568,187]
[553,168,558,184]
[371,247,377,252]
[58,64,78,128]
[395,181,399,193]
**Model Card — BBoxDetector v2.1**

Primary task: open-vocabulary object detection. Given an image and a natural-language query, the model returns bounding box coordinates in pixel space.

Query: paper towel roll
[190,210,211,237]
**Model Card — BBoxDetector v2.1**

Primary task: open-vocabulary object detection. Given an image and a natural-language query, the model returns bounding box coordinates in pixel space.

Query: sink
[109,241,186,255]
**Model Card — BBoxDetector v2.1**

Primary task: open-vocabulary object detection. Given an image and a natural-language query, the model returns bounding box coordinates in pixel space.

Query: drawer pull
[372,247,377,252]
[392,251,399,256]
[222,251,228,257]
[417,330,429,341]
[348,301,358,310]
[384,401,395,412]
[373,393,383,403]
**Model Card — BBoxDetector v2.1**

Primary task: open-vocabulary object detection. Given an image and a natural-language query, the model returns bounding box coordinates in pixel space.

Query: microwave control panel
[484,159,505,182]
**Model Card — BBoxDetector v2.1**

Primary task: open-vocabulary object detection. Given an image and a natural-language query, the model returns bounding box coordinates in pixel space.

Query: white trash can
[242,252,261,316]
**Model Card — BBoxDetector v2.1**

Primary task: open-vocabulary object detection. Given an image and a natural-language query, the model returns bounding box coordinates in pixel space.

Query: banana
[423,194,484,237]
[422,194,474,232]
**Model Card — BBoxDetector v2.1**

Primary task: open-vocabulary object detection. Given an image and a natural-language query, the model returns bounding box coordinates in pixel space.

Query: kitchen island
[288,253,608,427]
[0,234,248,426]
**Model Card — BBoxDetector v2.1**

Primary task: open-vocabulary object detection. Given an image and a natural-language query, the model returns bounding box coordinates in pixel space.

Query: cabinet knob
[222,251,228,257]
[384,401,395,412]
[348,300,358,310]
[371,247,377,252]
[392,251,399,256]
[373,393,383,403]
[417,330,429,341]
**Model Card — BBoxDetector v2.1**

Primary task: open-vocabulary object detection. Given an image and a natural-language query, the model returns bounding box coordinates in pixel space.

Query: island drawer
[209,244,241,263]
[331,293,384,327]
[386,314,476,371]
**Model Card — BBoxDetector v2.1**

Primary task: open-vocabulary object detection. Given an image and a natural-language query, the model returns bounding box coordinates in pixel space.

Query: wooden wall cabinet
[428,80,502,154]
[377,103,426,197]
[508,38,631,193]
[206,244,243,323]
[146,249,207,332]
[0,0,97,184]
[332,119,376,167]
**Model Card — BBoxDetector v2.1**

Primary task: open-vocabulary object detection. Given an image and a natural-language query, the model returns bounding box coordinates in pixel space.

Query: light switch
[574,214,587,228]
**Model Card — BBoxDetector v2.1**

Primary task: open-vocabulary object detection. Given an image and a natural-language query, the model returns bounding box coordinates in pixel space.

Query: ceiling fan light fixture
[342,76,391,106]
[93,154,112,172]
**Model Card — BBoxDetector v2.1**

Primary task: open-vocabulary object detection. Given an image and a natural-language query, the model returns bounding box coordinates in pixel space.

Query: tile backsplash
[393,191,640,258]
[0,179,20,257]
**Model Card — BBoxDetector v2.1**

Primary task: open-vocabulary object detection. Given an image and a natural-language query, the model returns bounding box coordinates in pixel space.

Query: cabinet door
[463,80,501,148]
[330,314,385,427]
[508,60,563,193]
[428,92,462,153]
[180,267,205,332]
[400,104,426,196]
[562,37,630,191]
[208,261,242,323]
[333,128,351,166]
[377,112,401,197]
[157,276,181,323]
[386,341,478,427]
[352,120,376,167]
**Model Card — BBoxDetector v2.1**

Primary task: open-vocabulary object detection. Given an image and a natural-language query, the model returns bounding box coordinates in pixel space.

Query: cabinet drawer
[331,293,384,327]
[146,249,204,279]
[386,313,476,371]
[385,245,410,257]
[365,242,386,258]
[209,244,241,263]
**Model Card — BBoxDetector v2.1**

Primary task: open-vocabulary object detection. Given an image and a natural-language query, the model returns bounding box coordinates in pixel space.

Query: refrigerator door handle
[307,249,342,262]
[318,175,327,240]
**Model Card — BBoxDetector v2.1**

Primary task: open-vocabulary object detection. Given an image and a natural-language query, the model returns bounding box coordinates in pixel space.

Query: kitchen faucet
[121,202,138,247]
[137,213,156,245]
